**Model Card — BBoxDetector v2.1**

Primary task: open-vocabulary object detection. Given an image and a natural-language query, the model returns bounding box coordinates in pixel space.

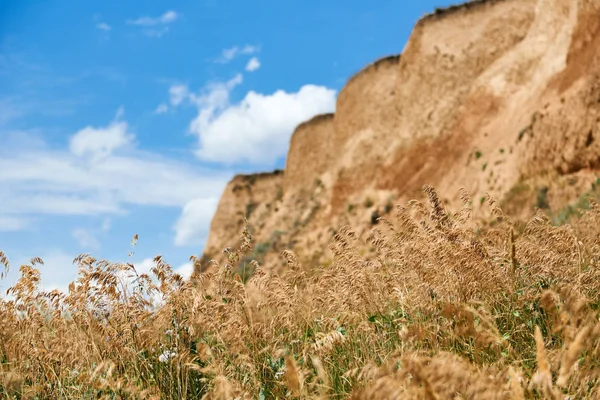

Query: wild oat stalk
[2,185,600,398]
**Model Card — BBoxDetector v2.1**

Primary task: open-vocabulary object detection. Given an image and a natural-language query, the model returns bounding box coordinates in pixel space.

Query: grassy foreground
[2,186,600,399]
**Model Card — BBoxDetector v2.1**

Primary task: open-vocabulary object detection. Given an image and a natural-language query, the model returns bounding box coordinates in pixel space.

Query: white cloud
[127,11,179,37]
[115,106,125,119]
[18,251,78,293]
[173,197,220,246]
[160,11,179,23]
[241,45,259,54]
[72,228,100,250]
[155,103,168,114]
[160,74,336,166]
[0,151,230,217]
[133,258,192,280]
[216,44,259,63]
[69,120,134,161]
[40,283,70,294]
[67,107,131,161]
[133,258,155,275]
[127,11,179,26]
[1,250,195,299]
[189,81,336,166]
[0,216,32,232]
[169,84,189,106]
[245,57,261,72]
[142,27,170,38]
[0,114,232,230]
[174,262,193,279]
[41,252,78,289]
[96,22,111,31]
[221,47,239,62]
[71,218,112,250]
[119,258,193,304]
[1,193,121,217]
[0,129,46,150]
[188,74,243,111]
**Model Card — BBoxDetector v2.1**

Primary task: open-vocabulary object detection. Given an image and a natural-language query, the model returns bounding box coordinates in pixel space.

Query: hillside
[200,0,600,274]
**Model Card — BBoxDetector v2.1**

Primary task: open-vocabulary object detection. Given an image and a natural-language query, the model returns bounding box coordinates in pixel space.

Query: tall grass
[2,186,600,399]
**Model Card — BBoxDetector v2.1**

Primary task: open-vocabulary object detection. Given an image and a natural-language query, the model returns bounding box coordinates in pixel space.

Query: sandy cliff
[201,170,284,270]
[201,0,600,273]
[284,113,335,193]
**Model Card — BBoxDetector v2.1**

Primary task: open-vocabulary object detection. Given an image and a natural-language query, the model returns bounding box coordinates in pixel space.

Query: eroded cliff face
[284,113,335,193]
[201,170,284,269]
[201,0,600,274]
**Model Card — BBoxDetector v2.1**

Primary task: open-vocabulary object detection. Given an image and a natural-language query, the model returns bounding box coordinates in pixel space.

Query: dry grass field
[2,185,600,399]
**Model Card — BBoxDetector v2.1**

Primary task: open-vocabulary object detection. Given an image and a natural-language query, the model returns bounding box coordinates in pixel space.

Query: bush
[536,186,550,210]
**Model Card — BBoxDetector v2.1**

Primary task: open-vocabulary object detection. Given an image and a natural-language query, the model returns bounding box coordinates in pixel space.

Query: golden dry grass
[2,185,600,399]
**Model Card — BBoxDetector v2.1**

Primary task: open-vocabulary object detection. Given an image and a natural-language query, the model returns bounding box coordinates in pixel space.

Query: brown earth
[200,0,600,274]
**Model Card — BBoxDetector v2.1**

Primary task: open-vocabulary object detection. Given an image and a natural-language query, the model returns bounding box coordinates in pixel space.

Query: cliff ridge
[200,0,600,274]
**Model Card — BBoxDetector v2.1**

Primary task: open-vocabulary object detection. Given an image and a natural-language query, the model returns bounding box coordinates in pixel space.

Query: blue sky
[0,0,455,293]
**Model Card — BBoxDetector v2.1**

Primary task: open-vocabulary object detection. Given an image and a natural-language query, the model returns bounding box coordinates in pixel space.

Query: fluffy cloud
[133,258,155,275]
[0,151,228,214]
[72,228,101,250]
[160,74,336,166]
[189,82,336,166]
[216,45,259,63]
[31,251,78,293]
[173,197,220,246]
[0,250,75,299]
[69,121,134,161]
[0,216,31,232]
[174,262,193,279]
[96,23,111,31]
[127,11,178,26]
[169,84,189,106]
[142,28,170,38]
[245,57,261,72]
[0,114,231,229]
[133,258,192,279]
[5,255,193,297]
[1,246,195,300]
[127,11,179,37]
[188,74,243,110]
[0,134,227,295]
[155,103,168,114]
[71,217,112,250]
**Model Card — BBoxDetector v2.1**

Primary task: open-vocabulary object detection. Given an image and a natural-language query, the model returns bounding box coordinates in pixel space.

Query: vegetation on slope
[2,185,600,399]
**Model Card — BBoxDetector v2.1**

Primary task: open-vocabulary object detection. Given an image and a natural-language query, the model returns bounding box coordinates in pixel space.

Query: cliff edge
[201,0,600,274]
